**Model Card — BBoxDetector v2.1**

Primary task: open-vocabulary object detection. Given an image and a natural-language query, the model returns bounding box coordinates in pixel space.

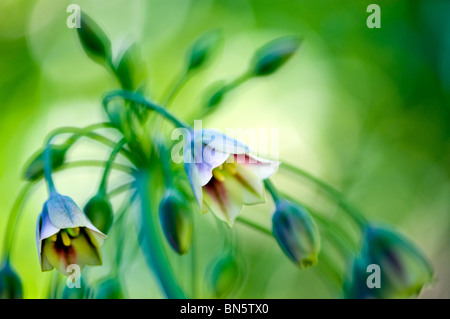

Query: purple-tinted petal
[45,194,88,229]
[185,161,203,207]
[198,129,250,155]
[196,147,230,186]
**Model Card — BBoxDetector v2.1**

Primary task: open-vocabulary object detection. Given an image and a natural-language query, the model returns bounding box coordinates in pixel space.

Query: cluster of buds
[0,10,435,300]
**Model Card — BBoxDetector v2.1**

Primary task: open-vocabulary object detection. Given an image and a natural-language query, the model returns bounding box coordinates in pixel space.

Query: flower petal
[45,194,88,229]
[202,173,245,227]
[41,228,102,275]
[233,153,280,180]
[198,129,250,155]
[185,161,203,207]
[232,163,265,205]
[196,147,230,186]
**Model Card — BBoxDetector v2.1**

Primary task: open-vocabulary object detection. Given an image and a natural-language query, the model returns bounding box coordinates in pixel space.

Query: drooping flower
[345,224,433,299]
[184,129,279,226]
[272,200,320,268]
[36,193,107,276]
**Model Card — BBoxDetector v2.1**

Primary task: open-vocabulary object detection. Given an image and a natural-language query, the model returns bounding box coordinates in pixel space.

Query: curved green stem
[1,182,35,261]
[98,138,127,195]
[280,162,367,228]
[56,160,136,176]
[163,71,189,107]
[236,216,272,236]
[103,90,190,129]
[43,123,133,162]
[263,179,281,204]
[137,169,185,299]
[43,141,57,195]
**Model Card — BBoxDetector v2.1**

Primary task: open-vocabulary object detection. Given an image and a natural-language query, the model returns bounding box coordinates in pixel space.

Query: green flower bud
[84,193,114,235]
[23,144,67,181]
[272,200,320,268]
[187,30,222,71]
[0,260,22,299]
[159,189,193,255]
[208,252,239,298]
[207,85,227,109]
[346,225,433,299]
[94,278,124,299]
[114,45,136,91]
[77,12,111,64]
[251,36,301,76]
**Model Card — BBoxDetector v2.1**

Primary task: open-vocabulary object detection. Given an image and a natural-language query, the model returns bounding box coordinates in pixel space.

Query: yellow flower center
[50,227,81,247]
[212,163,237,182]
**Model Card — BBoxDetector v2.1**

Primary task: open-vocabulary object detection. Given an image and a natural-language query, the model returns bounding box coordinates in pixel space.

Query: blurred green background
[0,0,449,298]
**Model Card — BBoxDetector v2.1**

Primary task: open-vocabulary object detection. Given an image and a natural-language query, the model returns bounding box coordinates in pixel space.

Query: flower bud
[159,189,193,255]
[0,261,22,299]
[77,11,111,64]
[84,193,114,235]
[24,145,67,181]
[207,85,227,109]
[251,36,301,76]
[114,44,136,90]
[94,278,124,299]
[346,225,433,299]
[208,252,239,298]
[187,30,222,71]
[272,200,320,268]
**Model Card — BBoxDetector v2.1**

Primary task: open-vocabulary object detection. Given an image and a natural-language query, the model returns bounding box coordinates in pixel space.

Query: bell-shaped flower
[184,129,279,226]
[36,193,107,276]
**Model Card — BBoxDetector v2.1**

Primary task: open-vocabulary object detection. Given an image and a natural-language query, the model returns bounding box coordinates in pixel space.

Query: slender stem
[156,142,173,189]
[163,71,189,107]
[280,162,367,228]
[98,138,127,194]
[236,216,272,236]
[44,122,114,144]
[111,193,135,276]
[42,124,133,162]
[137,169,185,299]
[1,182,35,260]
[190,215,196,299]
[227,71,251,90]
[103,90,190,129]
[108,182,136,198]
[56,160,136,176]
[263,179,281,204]
[43,141,56,195]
